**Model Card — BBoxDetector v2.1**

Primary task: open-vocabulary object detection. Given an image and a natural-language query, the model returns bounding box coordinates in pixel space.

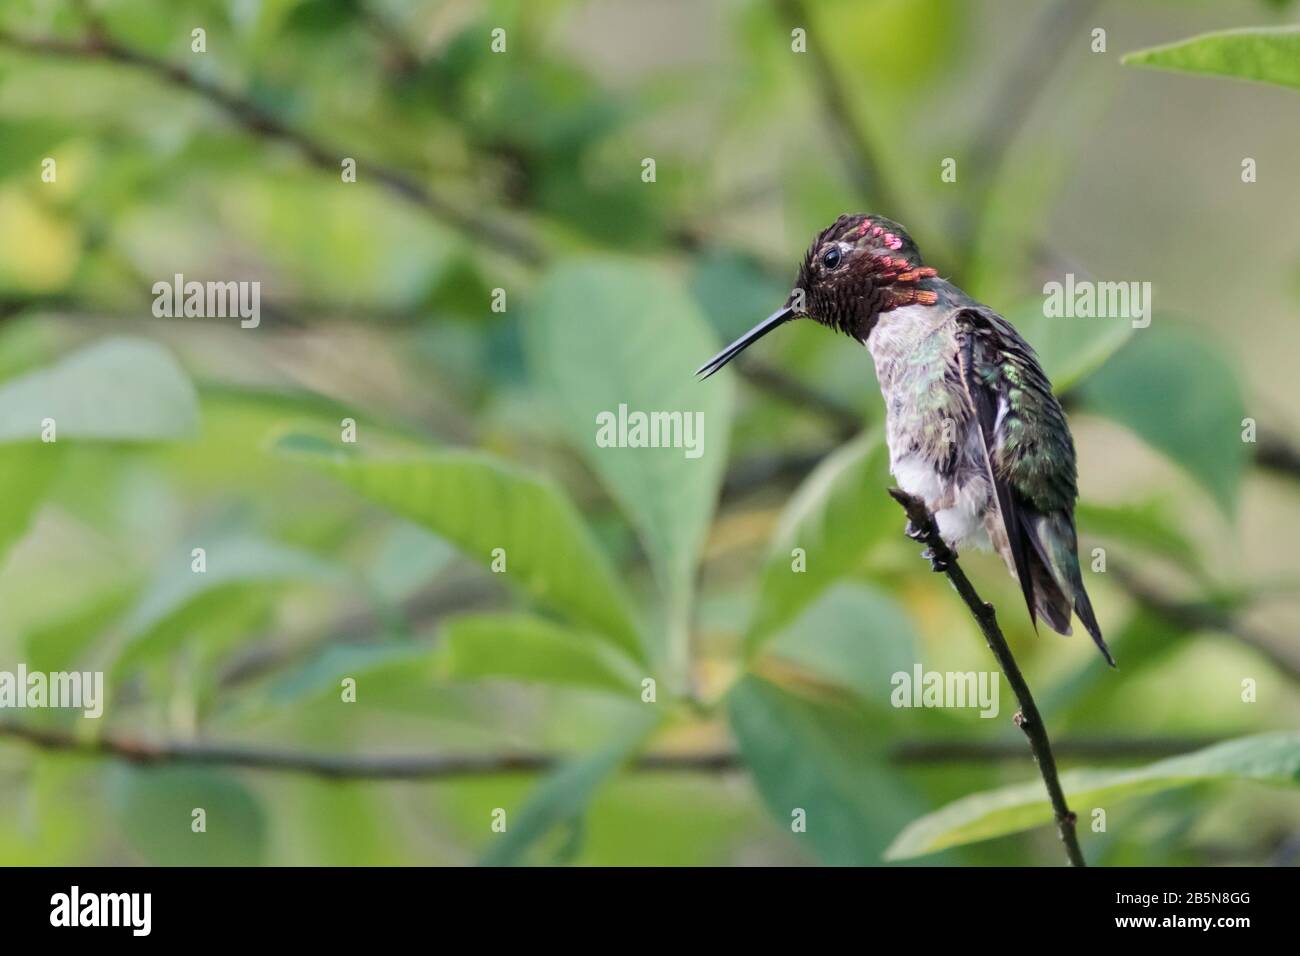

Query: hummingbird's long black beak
[695,306,795,380]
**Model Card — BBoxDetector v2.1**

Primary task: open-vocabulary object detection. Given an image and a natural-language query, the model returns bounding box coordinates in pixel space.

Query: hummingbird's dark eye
[822,248,842,270]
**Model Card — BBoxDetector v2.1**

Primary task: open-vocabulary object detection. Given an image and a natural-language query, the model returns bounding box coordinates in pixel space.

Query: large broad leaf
[1123,26,1300,91]
[23,587,137,674]
[274,434,644,662]
[113,536,343,675]
[0,339,198,568]
[1005,302,1133,396]
[366,522,454,604]
[526,258,733,664]
[762,583,918,701]
[481,711,659,866]
[1078,328,1246,514]
[885,732,1300,860]
[689,251,790,343]
[437,612,640,696]
[0,444,61,569]
[747,431,894,647]
[727,675,923,865]
[111,766,266,866]
[0,337,198,443]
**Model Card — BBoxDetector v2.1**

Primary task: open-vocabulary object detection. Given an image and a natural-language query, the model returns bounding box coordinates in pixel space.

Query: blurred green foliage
[0,0,1298,867]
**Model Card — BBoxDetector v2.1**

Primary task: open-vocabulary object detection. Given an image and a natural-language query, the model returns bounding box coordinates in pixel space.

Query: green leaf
[1078,328,1246,514]
[437,612,639,695]
[481,711,659,866]
[265,643,432,708]
[689,250,790,342]
[526,258,733,645]
[727,675,922,865]
[23,587,137,674]
[747,431,894,646]
[366,522,455,604]
[0,339,197,568]
[274,435,644,662]
[1123,26,1300,91]
[112,766,266,866]
[0,443,61,569]
[114,537,343,675]
[885,732,1300,860]
[762,583,918,700]
[1041,608,1185,721]
[1006,302,1134,395]
[0,337,198,443]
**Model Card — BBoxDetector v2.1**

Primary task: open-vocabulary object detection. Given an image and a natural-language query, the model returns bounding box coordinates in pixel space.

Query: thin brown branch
[737,360,863,440]
[214,573,503,693]
[891,735,1220,765]
[0,722,738,781]
[954,0,1102,278]
[773,0,906,221]
[721,446,835,500]
[0,720,1223,782]
[1109,563,1300,682]
[0,28,545,267]
[967,0,1101,166]
[888,488,1086,867]
[1257,429,1300,483]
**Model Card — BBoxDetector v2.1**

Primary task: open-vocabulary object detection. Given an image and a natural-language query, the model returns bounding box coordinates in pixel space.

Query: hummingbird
[697,213,1114,666]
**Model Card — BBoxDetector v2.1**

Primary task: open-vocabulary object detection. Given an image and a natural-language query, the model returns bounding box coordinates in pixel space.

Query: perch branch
[887,487,1087,867]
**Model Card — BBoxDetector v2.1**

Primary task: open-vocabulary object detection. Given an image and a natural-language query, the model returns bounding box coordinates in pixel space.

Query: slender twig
[965,0,1100,178]
[722,446,836,499]
[724,424,1300,497]
[1257,431,1300,483]
[214,573,503,693]
[954,0,1102,277]
[888,488,1086,867]
[774,0,907,221]
[15,12,1300,498]
[0,722,739,781]
[357,3,423,78]
[737,360,862,439]
[0,720,1221,782]
[1109,563,1300,681]
[891,735,1219,765]
[0,28,545,267]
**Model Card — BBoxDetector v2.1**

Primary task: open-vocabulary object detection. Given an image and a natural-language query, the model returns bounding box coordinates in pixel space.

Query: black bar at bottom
[0,865,1290,941]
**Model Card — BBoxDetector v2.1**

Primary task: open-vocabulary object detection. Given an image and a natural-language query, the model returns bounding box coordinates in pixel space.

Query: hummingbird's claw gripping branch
[919,547,950,573]
[887,487,1088,867]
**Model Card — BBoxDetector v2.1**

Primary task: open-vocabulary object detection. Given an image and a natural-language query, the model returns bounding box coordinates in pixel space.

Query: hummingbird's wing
[953,307,1115,666]
[954,312,1040,632]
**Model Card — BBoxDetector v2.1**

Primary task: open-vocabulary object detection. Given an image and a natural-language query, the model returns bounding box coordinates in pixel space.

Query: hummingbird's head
[696,213,939,379]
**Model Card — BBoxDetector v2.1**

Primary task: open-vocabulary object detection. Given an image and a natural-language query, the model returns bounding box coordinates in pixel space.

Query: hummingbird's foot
[904,519,926,542]
[920,547,950,573]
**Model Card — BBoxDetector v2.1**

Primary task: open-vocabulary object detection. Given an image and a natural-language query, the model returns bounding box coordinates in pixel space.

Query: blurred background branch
[0,21,546,266]
[0,722,1222,781]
